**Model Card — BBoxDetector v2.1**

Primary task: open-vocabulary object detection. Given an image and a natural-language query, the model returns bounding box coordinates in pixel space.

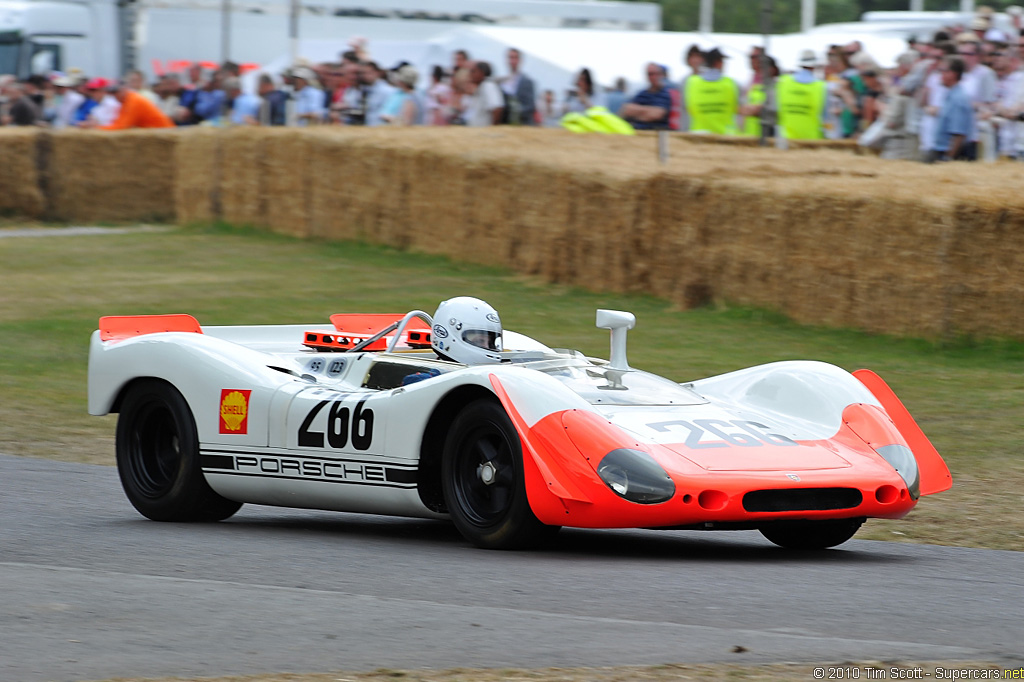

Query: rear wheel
[116,380,241,522]
[759,518,864,550]
[441,400,559,549]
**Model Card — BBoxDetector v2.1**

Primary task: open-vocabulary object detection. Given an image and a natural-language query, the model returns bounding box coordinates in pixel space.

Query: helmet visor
[462,329,502,352]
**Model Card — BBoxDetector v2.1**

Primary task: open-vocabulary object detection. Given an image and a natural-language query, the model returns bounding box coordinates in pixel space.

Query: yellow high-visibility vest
[776,74,826,140]
[685,74,739,135]
[560,107,636,135]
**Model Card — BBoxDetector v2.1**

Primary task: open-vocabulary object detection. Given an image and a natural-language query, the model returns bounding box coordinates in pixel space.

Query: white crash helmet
[431,297,503,364]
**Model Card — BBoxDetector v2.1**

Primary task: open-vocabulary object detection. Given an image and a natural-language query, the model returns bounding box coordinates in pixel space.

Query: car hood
[598,405,853,472]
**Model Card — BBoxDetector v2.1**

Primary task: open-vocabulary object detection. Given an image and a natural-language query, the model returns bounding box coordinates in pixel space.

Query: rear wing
[303,313,432,352]
[99,314,202,343]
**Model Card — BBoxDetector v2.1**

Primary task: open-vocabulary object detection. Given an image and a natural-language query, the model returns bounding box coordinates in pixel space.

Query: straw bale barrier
[218,127,269,229]
[2,126,1023,340]
[47,129,176,222]
[0,129,45,217]
[174,127,221,224]
[272,127,1022,341]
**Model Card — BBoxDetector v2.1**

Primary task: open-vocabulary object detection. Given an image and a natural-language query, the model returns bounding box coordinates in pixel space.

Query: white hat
[984,28,1008,43]
[291,66,317,82]
[798,49,818,67]
[969,16,990,30]
[393,64,418,87]
[848,51,878,70]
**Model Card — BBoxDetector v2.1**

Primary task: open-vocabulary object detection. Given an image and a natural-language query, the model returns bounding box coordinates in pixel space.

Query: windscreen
[525,357,706,407]
[0,33,20,76]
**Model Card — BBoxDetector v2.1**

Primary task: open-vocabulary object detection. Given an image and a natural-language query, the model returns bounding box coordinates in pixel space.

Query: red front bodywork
[490,373,951,529]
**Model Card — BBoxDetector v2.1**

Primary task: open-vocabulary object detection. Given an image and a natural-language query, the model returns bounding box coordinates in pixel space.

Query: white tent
[245,20,918,100]
[454,24,913,93]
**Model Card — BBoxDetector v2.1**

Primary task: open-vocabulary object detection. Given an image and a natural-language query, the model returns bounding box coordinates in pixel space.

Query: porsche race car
[87,306,952,550]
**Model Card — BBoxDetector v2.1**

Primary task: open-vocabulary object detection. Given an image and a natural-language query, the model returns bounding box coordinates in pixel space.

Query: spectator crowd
[3,7,1024,162]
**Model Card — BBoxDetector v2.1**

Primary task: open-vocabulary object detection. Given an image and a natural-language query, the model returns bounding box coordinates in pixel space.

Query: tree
[616,0,1006,33]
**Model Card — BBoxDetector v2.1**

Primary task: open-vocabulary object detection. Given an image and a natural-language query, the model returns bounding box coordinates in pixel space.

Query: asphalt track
[1,454,1021,682]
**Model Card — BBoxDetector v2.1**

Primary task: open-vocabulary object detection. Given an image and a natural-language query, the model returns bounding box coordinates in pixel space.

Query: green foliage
[617,0,1008,34]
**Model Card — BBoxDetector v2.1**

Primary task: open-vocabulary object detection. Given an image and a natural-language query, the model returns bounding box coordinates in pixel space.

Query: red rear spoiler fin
[99,314,203,342]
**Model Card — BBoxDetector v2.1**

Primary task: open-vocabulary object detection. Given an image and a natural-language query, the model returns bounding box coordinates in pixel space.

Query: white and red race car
[88,307,951,550]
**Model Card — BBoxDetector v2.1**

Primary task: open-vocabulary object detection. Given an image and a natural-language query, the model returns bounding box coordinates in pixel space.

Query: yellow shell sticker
[219,389,251,434]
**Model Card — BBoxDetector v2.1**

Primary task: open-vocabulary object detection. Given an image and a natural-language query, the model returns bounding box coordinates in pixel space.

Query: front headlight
[596,448,675,504]
[876,444,920,499]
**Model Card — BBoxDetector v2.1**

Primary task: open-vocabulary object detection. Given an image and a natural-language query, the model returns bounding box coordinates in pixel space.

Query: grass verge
[1,222,1022,550]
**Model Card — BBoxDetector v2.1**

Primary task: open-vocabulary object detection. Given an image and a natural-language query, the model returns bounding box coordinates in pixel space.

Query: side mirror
[596,309,636,370]
[595,309,636,331]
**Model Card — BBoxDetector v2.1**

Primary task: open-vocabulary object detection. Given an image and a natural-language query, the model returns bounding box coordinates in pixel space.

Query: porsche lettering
[234,456,390,484]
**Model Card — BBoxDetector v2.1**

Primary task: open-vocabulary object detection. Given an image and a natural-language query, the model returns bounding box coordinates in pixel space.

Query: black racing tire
[441,399,560,549]
[759,518,864,550]
[116,380,242,522]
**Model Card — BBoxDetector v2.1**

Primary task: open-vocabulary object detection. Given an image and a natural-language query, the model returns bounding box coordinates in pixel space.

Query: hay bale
[307,131,359,241]
[49,129,177,222]
[174,127,221,224]
[555,173,639,293]
[219,127,269,228]
[841,200,952,338]
[163,126,1024,341]
[699,183,791,312]
[0,129,45,218]
[364,144,416,248]
[454,157,518,269]
[641,175,715,309]
[945,203,1024,338]
[307,131,380,242]
[402,148,469,255]
[261,129,315,237]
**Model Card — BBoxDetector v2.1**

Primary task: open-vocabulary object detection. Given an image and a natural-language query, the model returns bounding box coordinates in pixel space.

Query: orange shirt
[103,90,175,129]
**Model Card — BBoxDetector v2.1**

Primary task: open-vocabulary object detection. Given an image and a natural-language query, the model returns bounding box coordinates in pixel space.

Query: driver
[430,297,503,365]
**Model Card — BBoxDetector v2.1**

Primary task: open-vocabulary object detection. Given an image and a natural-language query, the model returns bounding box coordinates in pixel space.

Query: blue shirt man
[933,57,975,161]
[292,74,327,126]
[194,87,226,123]
[620,63,672,130]
[230,92,262,125]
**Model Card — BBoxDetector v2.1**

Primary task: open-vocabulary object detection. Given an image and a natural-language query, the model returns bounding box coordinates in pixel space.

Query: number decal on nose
[646,419,797,448]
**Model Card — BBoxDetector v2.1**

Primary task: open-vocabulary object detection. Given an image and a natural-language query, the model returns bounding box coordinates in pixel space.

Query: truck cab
[0,0,120,78]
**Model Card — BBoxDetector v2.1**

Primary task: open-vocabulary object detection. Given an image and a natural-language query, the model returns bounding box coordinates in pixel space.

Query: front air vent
[742,488,862,512]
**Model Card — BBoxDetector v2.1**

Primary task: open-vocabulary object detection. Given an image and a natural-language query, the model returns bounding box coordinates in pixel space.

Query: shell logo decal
[219,389,251,435]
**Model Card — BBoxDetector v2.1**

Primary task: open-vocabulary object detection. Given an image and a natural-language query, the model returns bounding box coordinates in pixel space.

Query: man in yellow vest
[776,49,828,140]
[683,48,740,135]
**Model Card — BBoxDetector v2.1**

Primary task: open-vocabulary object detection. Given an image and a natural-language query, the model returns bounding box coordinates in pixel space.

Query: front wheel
[759,518,864,550]
[116,380,242,522]
[441,400,559,549]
